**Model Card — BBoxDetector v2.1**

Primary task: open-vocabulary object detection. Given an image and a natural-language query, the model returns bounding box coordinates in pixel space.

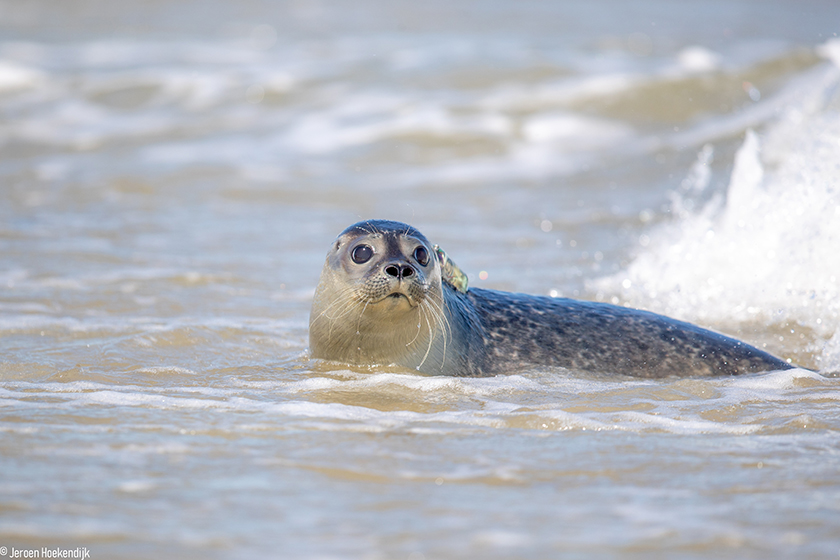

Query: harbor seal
[309,219,793,378]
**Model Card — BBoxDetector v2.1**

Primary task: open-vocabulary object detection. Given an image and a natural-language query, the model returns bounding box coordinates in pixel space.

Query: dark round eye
[413,246,429,266]
[351,244,373,264]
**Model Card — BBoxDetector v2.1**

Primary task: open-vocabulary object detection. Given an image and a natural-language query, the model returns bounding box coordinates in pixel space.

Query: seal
[309,219,794,378]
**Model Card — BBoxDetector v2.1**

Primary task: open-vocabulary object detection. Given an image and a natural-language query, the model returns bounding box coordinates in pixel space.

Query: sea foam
[592,47,840,372]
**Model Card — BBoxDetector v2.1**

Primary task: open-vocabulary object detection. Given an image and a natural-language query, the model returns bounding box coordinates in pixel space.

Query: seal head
[309,219,462,372]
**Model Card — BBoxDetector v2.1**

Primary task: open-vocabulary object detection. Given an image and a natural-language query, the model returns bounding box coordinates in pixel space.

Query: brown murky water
[2,1,840,558]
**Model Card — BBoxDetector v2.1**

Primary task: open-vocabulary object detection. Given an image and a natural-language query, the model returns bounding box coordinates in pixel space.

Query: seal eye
[413,246,429,266]
[351,244,373,264]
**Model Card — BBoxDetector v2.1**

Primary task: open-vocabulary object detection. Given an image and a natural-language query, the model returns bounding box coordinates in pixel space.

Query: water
[2,1,840,558]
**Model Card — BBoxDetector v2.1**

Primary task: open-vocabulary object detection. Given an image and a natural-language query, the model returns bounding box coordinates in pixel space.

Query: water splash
[592,67,840,371]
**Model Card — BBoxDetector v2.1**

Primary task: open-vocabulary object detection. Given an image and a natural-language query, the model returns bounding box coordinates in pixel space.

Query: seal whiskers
[311,285,362,344]
[420,294,450,368]
[414,304,436,371]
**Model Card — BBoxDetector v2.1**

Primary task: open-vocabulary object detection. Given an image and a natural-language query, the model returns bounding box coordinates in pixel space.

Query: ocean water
[1,1,840,558]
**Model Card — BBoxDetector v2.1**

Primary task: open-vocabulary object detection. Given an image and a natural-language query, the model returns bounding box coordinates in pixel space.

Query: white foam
[471,530,532,548]
[816,38,840,68]
[821,331,840,373]
[724,367,826,392]
[136,366,198,376]
[116,480,158,493]
[517,408,615,432]
[3,372,838,435]
[0,60,43,91]
[1,36,809,193]
[677,46,721,73]
[479,73,638,112]
[521,112,632,146]
[609,410,760,435]
[281,100,511,155]
[276,371,544,396]
[591,77,840,369]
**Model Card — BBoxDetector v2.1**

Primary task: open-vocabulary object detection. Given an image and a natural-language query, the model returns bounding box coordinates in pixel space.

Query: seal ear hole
[413,246,429,266]
[351,244,374,264]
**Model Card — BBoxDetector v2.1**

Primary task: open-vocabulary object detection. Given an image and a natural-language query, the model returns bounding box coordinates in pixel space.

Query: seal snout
[378,259,424,307]
[384,263,415,279]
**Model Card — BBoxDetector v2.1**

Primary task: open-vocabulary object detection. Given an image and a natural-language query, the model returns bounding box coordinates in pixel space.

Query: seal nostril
[385,264,415,279]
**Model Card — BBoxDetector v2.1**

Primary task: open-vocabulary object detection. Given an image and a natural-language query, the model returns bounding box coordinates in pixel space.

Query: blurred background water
[1,1,840,558]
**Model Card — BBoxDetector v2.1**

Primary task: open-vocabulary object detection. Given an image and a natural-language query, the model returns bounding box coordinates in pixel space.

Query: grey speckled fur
[310,219,794,378]
[446,286,792,377]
